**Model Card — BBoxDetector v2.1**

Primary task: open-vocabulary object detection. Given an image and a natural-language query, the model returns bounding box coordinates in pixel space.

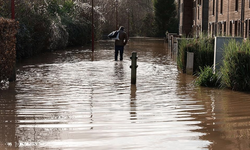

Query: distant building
[179,0,193,36]
[209,0,250,38]
[179,0,250,38]
[178,0,209,37]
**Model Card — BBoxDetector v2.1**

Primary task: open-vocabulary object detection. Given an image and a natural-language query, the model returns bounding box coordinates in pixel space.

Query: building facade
[193,0,209,36]
[179,0,193,36]
[209,0,250,38]
[179,0,250,38]
[179,0,209,37]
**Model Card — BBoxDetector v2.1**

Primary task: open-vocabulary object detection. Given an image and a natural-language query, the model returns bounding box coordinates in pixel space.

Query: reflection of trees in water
[0,83,17,148]
[0,83,66,149]
[14,106,67,148]
[17,126,62,148]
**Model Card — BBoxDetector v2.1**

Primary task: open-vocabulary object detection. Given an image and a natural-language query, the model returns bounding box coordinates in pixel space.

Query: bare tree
[93,0,154,36]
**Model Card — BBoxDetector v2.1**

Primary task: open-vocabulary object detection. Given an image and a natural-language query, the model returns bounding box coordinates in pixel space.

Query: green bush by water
[194,66,221,87]
[1,0,100,59]
[220,40,250,91]
[195,39,250,91]
[177,35,214,74]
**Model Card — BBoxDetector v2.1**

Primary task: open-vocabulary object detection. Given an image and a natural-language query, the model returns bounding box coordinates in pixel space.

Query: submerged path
[1,38,250,150]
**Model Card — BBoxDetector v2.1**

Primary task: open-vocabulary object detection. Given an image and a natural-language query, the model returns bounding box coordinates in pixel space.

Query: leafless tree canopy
[0,0,154,36]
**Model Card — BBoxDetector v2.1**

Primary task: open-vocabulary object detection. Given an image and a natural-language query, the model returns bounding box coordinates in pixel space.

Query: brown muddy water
[1,38,250,150]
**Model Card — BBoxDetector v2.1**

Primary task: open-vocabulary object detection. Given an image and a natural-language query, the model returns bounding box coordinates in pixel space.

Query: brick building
[179,0,250,38]
[209,0,250,38]
[179,0,193,36]
[178,0,209,37]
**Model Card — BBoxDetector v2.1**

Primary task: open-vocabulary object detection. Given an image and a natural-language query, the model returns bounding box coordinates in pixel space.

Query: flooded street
[1,38,250,150]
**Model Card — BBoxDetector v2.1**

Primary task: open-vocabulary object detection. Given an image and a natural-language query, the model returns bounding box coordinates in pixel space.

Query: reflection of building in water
[0,84,17,148]
[130,85,137,123]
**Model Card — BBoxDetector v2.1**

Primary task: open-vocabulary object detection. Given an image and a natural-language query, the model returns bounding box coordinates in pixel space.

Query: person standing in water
[115,26,128,61]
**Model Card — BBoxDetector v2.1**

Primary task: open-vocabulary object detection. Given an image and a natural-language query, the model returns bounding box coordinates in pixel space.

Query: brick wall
[179,0,193,36]
[179,0,250,38]
[208,0,250,38]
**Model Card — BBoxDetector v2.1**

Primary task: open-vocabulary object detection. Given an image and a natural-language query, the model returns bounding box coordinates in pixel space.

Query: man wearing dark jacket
[115,26,128,61]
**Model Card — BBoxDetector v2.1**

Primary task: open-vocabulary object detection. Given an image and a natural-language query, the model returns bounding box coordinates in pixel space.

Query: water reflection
[114,62,124,81]
[130,85,137,122]
[0,83,17,149]
[1,38,250,149]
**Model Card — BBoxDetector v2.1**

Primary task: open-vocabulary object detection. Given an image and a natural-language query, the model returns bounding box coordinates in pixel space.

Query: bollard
[130,52,138,84]
[186,52,194,75]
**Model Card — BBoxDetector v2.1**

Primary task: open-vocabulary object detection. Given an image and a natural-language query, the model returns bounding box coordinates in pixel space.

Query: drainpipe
[11,0,15,19]
[194,1,197,37]
[241,0,245,37]
[215,0,218,36]
[178,0,180,35]
[91,0,94,52]
[227,0,229,36]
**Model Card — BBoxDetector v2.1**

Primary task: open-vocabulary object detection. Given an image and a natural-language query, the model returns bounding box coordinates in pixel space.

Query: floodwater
[1,38,250,150]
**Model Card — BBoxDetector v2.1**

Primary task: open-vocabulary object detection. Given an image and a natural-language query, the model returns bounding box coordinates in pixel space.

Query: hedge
[0,18,18,81]
[177,36,214,75]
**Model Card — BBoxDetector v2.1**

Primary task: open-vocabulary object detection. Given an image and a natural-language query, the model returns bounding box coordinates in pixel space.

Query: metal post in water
[91,0,94,52]
[130,52,138,84]
[186,52,194,75]
[11,0,15,19]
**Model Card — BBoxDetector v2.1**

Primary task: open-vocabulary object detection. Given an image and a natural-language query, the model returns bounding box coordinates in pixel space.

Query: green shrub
[177,35,214,74]
[220,40,250,91]
[193,37,214,74]
[194,66,221,87]
[0,18,18,81]
[0,0,10,18]
[59,0,92,46]
[16,2,51,59]
[48,22,69,50]
[15,0,90,58]
[177,38,195,73]
[1,0,101,60]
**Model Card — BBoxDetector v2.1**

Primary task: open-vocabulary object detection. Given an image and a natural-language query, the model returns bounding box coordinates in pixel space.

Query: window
[235,0,238,11]
[198,0,201,5]
[224,22,226,36]
[193,7,196,23]
[180,3,183,13]
[245,20,248,38]
[220,0,223,14]
[235,21,238,36]
[220,23,223,35]
[230,21,233,36]
[213,23,215,36]
[198,7,200,20]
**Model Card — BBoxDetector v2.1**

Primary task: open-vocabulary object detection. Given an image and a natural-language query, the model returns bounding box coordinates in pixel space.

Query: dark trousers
[115,45,124,61]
